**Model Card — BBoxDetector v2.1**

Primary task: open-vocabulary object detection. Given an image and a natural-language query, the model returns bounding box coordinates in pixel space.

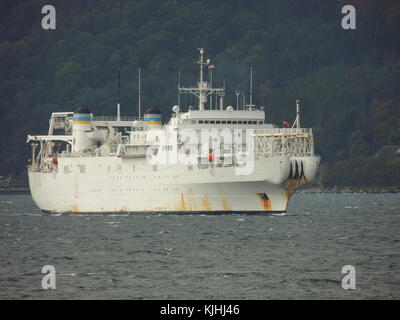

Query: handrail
[254,128,312,135]
[93,116,140,121]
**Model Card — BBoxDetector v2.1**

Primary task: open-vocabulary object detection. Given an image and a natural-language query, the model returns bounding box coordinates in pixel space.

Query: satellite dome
[145,108,161,114]
[74,106,91,114]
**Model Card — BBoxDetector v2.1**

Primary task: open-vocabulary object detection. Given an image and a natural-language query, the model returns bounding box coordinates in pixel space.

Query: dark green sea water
[0,193,399,299]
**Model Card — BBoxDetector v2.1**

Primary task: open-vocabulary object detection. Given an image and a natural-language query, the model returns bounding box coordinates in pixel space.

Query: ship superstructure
[27,49,320,213]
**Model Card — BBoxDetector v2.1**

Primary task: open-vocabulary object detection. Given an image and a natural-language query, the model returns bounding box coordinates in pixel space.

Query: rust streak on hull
[284,179,302,202]
[201,196,211,211]
[262,199,272,211]
[176,193,187,211]
[256,193,272,211]
[221,197,232,211]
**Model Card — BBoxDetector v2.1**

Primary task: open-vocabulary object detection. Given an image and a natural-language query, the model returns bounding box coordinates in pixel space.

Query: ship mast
[178,48,225,111]
[198,48,207,111]
[296,99,301,128]
[246,66,256,110]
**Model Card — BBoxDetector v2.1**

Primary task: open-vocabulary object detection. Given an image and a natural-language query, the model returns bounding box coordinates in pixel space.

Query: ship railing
[127,139,149,145]
[253,129,315,157]
[254,128,312,136]
[93,116,140,122]
[56,151,97,158]
[197,162,236,169]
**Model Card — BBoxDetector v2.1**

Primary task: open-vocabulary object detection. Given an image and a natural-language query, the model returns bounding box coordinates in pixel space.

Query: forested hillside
[1,0,399,188]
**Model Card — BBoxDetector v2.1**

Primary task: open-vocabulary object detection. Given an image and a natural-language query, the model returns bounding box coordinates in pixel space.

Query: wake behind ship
[27,49,320,213]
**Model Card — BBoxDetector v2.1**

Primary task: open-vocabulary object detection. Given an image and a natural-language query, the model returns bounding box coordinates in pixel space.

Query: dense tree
[0,0,399,189]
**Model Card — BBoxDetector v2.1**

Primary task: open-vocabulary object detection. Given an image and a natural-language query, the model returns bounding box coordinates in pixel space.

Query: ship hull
[29,176,292,213]
[28,156,320,214]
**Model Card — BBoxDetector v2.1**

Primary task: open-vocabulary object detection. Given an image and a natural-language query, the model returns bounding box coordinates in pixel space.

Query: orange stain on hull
[187,188,196,210]
[176,193,186,211]
[68,204,80,213]
[221,198,232,211]
[262,199,272,210]
[285,179,302,201]
[201,196,212,211]
[256,193,272,211]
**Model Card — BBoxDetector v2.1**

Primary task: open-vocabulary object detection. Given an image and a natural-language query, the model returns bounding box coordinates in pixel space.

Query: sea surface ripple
[0,193,399,299]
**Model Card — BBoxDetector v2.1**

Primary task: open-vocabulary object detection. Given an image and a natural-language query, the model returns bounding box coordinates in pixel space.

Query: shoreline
[0,188,30,195]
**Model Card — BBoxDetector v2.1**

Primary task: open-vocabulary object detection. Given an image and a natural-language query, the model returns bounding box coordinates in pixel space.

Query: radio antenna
[178,68,181,107]
[138,68,141,118]
[117,67,121,121]
[249,66,253,107]
[235,90,240,110]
